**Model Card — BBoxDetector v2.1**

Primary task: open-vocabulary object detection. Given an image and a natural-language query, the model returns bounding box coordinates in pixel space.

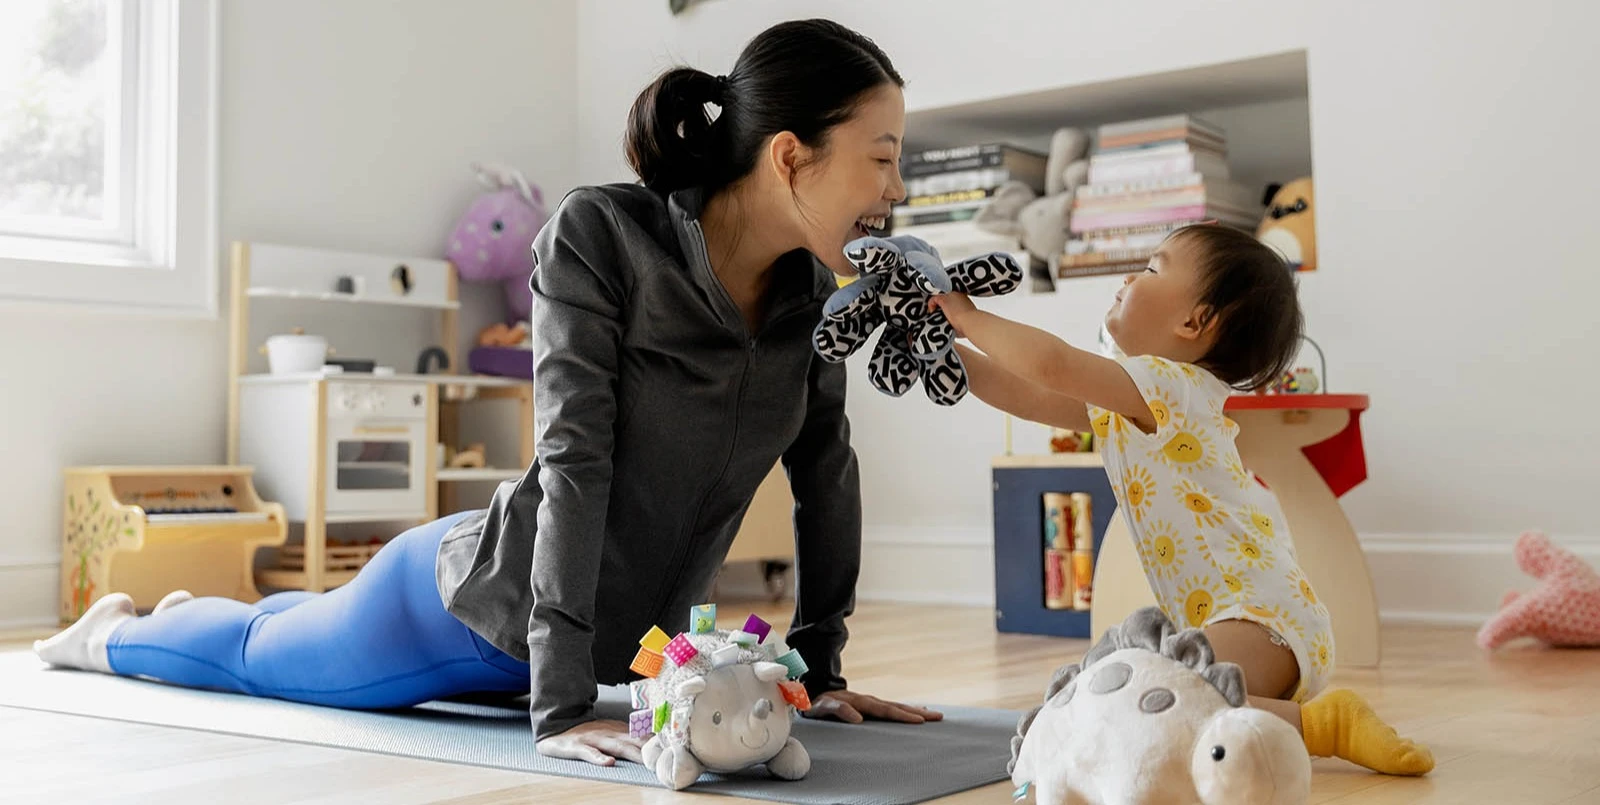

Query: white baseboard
[1361,532,1600,626]
[0,555,59,631]
[856,527,1600,627]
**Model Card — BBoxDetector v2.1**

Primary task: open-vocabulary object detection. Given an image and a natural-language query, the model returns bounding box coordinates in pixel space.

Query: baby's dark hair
[1168,224,1304,391]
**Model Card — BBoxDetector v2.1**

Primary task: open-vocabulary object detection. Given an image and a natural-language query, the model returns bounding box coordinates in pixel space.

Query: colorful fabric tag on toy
[629,680,649,709]
[653,701,673,733]
[779,679,811,711]
[639,626,671,653]
[629,708,653,739]
[690,604,717,634]
[663,633,698,666]
[729,630,758,648]
[710,644,741,668]
[743,614,773,643]
[774,649,809,679]
[1013,781,1031,801]
[631,647,665,678]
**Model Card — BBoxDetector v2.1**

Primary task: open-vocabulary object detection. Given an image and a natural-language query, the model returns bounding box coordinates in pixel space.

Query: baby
[932,224,1432,776]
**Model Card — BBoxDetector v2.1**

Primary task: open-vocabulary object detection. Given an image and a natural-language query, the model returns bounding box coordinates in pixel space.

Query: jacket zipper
[651,216,820,625]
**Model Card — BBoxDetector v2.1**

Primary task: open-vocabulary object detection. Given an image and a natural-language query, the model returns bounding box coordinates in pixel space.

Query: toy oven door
[324,417,428,518]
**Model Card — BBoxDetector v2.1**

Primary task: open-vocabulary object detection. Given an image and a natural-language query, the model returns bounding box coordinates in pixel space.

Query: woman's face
[788,84,907,276]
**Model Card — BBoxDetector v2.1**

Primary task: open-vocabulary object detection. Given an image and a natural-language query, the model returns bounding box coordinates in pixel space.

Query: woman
[35,19,940,767]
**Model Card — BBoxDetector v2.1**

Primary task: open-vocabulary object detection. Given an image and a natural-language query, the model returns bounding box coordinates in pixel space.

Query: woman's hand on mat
[536,719,646,766]
[806,690,944,725]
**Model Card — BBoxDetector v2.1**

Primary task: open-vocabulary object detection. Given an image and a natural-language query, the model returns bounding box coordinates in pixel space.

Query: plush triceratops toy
[1011,607,1311,805]
[628,609,813,790]
[812,235,1023,406]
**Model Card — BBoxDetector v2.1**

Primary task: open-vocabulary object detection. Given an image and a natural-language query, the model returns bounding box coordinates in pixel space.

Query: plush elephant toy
[811,235,1023,406]
[1011,607,1312,805]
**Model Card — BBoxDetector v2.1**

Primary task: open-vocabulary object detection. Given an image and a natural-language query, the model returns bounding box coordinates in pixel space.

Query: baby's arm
[958,345,1092,431]
[936,295,1152,429]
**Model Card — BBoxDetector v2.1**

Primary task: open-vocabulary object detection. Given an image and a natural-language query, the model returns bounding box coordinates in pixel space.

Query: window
[0,0,217,316]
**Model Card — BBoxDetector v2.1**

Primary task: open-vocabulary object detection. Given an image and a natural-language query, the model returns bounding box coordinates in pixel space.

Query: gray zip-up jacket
[434,183,862,741]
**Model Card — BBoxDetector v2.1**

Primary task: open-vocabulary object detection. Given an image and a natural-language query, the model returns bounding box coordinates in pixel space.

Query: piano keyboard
[145,510,271,524]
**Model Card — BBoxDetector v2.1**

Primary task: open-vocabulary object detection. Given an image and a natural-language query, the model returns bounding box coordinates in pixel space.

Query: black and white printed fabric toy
[811,235,1023,406]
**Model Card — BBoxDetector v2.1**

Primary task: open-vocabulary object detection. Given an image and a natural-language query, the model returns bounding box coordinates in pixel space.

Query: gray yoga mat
[0,651,1015,804]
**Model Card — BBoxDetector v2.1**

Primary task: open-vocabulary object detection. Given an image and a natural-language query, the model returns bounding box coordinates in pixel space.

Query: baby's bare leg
[1206,618,1433,775]
[1205,619,1303,731]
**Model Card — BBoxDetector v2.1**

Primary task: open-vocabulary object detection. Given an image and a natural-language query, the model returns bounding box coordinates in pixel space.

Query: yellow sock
[1301,689,1434,776]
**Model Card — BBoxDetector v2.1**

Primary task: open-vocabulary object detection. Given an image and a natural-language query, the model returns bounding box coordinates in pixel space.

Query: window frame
[0,0,218,318]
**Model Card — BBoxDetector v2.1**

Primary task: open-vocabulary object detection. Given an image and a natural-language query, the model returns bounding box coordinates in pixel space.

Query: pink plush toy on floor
[1477,531,1600,650]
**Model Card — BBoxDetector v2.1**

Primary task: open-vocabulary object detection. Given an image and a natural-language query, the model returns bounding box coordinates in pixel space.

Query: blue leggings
[107,511,529,708]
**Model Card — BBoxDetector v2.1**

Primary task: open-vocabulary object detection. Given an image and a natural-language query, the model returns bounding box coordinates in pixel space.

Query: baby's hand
[929,292,977,338]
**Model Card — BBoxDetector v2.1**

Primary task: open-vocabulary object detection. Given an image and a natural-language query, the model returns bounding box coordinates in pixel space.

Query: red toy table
[1091,394,1382,668]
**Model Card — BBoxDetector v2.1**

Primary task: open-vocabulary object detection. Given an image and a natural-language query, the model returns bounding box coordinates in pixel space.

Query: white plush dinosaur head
[1191,706,1312,805]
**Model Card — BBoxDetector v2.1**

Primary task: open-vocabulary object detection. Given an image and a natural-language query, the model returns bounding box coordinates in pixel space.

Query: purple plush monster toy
[445,163,549,322]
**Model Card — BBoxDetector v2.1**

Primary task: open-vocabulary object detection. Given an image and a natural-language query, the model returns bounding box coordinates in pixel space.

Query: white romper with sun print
[1088,355,1334,703]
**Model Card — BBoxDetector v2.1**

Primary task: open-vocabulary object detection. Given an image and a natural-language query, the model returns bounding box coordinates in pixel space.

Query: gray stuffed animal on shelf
[976,128,1092,291]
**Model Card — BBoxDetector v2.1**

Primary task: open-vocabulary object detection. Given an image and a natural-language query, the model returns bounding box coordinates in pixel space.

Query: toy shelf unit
[991,453,1118,639]
[228,241,535,593]
[899,50,1313,285]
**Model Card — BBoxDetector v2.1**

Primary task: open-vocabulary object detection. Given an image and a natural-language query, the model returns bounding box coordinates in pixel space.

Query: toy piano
[60,466,288,624]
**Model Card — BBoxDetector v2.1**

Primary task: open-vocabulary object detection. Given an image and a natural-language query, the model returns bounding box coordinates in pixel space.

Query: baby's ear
[1177,303,1218,342]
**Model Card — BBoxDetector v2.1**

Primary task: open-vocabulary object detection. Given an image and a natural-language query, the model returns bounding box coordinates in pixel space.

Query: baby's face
[1104,236,1207,359]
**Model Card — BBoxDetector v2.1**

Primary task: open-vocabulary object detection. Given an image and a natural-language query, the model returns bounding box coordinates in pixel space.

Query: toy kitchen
[228,242,536,593]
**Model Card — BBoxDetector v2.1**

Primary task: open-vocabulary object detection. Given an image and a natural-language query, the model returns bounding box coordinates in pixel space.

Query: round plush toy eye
[712,712,722,725]
[1211,745,1227,762]
[491,219,505,235]
[1292,199,1307,213]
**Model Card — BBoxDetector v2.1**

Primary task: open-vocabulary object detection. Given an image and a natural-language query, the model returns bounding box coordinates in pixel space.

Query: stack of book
[1059,115,1263,278]
[892,143,1045,262]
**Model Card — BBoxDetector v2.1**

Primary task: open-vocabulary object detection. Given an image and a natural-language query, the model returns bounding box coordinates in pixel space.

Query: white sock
[152,590,194,615]
[34,593,136,673]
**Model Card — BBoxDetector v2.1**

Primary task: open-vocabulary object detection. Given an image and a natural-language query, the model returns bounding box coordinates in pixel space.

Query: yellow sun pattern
[1140,520,1188,581]
[1144,386,1181,431]
[1310,632,1335,675]
[1174,575,1224,627]
[1218,569,1256,602]
[1151,413,1218,474]
[1141,356,1186,383]
[1175,478,1228,529]
[1239,602,1304,642]
[1288,568,1320,609]
[1225,455,1252,490]
[1240,504,1277,541]
[1123,465,1156,523]
[1226,531,1276,571]
[1100,355,1333,699]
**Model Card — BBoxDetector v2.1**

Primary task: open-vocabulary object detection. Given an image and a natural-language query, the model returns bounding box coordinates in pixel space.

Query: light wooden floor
[3,602,1599,804]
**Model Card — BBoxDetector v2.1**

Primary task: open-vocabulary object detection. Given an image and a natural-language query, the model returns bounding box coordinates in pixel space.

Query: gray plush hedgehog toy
[1011,607,1311,805]
[628,608,813,790]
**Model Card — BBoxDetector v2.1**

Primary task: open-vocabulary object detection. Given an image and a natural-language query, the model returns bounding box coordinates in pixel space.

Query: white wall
[0,0,577,628]
[577,0,1600,619]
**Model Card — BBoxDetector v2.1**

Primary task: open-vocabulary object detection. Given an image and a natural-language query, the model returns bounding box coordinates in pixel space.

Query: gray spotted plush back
[1008,607,1248,775]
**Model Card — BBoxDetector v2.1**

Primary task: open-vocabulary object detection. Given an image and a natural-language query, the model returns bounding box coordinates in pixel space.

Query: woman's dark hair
[624,19,903,196]
[1168,224,1305,391]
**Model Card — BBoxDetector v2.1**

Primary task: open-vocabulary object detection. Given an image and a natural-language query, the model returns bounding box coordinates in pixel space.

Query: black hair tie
[713,74,730,104]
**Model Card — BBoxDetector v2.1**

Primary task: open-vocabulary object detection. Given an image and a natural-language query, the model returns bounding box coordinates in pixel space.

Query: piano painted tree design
[61,482,139,622]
